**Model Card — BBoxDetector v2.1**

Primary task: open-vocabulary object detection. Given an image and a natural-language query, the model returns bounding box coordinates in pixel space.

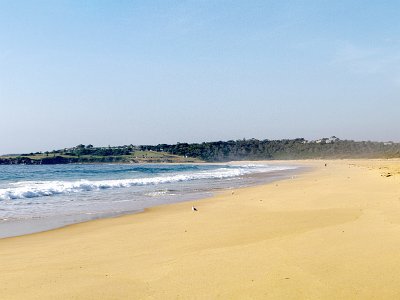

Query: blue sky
[1,1,399,154]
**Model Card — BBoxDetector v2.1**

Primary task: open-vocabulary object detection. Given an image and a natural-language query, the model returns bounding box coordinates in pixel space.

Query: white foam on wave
[0,165,296,201]
[145,190,173,197]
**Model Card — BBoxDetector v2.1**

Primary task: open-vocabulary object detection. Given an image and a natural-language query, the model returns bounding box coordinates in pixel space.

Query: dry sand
[1,159,400,299]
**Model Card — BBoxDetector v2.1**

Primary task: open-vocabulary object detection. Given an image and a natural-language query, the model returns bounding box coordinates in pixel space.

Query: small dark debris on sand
[382,173,392,177]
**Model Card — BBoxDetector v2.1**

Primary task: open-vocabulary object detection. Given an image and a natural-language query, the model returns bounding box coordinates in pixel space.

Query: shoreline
[2,159,400,299]
[0,161,304,239]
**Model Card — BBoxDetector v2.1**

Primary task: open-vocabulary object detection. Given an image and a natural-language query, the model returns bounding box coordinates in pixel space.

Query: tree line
[141,138,400,161]
[2,137,400,164]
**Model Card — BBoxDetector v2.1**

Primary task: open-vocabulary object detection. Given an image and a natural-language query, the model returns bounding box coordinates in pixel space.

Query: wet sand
[0,166,301,239]
[1,159,400,299]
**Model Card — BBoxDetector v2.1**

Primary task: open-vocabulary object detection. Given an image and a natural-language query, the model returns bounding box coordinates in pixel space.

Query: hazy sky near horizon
[1,1,399,154]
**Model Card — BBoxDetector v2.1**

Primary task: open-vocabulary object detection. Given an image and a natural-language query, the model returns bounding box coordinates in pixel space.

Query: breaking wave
[0,165,295,201]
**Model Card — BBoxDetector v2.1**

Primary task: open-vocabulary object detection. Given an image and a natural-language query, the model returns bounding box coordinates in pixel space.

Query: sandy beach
[1,159,400,299]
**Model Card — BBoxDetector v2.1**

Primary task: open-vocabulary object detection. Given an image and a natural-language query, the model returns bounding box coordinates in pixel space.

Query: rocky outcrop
[0,156,79,165]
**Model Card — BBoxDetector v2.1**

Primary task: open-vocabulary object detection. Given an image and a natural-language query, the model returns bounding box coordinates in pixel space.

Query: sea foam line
[0,165,296,200]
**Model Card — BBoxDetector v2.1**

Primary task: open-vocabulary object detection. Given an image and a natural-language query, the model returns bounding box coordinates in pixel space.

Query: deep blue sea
[0,163,299,238]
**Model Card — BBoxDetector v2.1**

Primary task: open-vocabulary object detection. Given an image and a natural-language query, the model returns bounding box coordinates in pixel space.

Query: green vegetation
[0,145,202,165]
[1,137,400,164]
[142,137,400,161]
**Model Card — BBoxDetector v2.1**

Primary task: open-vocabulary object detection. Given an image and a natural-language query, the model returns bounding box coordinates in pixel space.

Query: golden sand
[1,159,400,299]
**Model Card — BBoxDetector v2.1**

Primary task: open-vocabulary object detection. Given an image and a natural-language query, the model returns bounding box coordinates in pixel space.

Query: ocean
[0,163,299,238]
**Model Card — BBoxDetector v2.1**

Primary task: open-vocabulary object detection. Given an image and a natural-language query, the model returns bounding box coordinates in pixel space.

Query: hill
[1,137,400,164]
[0,148,202,165]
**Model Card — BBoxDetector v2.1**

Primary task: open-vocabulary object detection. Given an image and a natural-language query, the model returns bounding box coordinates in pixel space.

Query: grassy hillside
[0,150,203,165]
[2,137,400,164]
